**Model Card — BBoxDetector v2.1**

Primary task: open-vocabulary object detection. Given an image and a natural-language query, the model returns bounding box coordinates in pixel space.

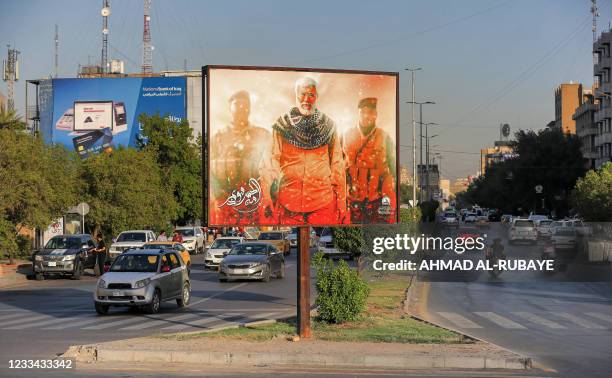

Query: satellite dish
[501,123,510,138]
[101,7,111,17]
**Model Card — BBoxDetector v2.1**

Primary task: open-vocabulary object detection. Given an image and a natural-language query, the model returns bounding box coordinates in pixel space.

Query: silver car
[219,242,285,282]
[94,249,190,314]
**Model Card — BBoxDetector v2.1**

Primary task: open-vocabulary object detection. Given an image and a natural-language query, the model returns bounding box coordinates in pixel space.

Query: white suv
[175,227,206,254]
[508,219,537,245]
[109,230,156,261]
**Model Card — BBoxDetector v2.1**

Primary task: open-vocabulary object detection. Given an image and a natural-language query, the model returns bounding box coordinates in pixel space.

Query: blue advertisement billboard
[43,77,186,158]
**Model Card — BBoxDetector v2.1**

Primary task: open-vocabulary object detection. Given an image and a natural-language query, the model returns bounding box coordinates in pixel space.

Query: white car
[551,227,577,251]
[535,219,554,239]
[109,230,156,261]
[508,219,537,245]
[175,227,206,254]
[204,237,244,269]
[564,219,592,237]
[317,229,352,260]
[286,228,318,249]
[464,212,477,223]
[440,211,459,227]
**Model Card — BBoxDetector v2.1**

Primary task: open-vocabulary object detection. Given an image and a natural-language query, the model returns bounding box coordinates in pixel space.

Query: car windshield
[177,229,195,237]
[539,220,553,226]
[110,254,159,272]
[143,243,174,249]
[555,229,576,236]
[258,232,282,240]
[117,232,146,242]
[514,220,534,227]
[229,244,268,255]
[45,237,82,249]
[211,239,241,249]
[444,213,456,217]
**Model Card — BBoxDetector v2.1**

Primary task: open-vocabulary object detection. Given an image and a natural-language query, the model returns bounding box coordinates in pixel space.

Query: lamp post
[406,101,435,202]
[405,68,421,207]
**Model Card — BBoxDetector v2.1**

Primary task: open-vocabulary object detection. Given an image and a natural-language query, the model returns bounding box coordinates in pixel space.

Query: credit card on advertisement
[72,128,114,159]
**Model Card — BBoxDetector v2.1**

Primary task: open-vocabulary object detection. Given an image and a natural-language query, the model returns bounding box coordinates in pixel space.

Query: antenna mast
[101,0,110,74]
[142,0,153,74]
[3,45,20,110]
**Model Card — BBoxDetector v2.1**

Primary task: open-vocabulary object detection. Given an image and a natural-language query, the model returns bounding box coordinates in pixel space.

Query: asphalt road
[0,250,312,369]
[419,222,612,378]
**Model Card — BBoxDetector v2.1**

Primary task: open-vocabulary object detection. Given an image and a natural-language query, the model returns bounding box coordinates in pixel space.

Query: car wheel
[35,273,45,281]
[262,265,271,282]
[177,283,191,308]
[145,289,161,314]
[95,302,109,315]
[71,261,83,280]
[277,262,285,279]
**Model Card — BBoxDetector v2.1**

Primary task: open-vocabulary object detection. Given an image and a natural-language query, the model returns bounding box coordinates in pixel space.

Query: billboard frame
[202,64,400,227]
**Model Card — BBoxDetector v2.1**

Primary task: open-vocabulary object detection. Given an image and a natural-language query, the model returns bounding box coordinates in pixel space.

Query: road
[418,222,612,378]
[0,251,310,367]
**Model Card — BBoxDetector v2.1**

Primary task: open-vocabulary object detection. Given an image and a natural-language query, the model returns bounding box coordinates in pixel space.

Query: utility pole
[3,45,20,110]
[405,68,421,207]
[54,24,59,78]
[407,100,435,202]
[142,0,153,74]
[101,0,110,74]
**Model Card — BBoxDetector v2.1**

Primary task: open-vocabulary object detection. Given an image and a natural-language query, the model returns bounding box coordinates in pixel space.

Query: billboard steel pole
[297,226,311,338]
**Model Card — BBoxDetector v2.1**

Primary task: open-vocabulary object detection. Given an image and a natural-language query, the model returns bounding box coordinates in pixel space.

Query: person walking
[172,230,183,243]
[157,230,168,241]
[93,234,107,276]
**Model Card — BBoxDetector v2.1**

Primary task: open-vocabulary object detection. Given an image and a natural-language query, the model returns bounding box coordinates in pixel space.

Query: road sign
[70,202,90,216]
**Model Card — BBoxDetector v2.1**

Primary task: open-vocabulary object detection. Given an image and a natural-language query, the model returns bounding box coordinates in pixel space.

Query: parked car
[464,212,477,223]
[535,219,554,239]
[317,228,353,259]
[440,211,459,227]
[487,210,501,222]
[257,231,290,255]
[174,227,206,254]
[286,228,318,248]
[142,241,191,274]
[109,230,156,261]
[528,214,549,223]
[218,242,285,282]
[32,234,97,280]
[204,237,244,269]
[551,227,578,251]
[508,219,537,245]
[94,249,190,315]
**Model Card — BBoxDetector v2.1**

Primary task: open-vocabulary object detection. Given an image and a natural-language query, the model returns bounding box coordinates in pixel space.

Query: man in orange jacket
[210,90,271,225]
[342,97,396,223]
[261,77,348,225]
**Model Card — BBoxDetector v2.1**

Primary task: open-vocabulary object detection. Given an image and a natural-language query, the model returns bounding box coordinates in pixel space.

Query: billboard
[205,66,399,226]
[43,77,186,158]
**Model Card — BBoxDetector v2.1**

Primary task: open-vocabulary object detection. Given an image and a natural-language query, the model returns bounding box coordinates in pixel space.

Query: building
[450,178,469,195]
[399,165,412,186]
[573,89,598,170]
[554,82,583,134]
[439,179,450,200]
[480,140,515,175]
[417,164,439,201]
[593,30,612,167]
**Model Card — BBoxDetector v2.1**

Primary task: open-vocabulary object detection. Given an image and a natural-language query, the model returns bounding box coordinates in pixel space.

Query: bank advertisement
[44,77,186,158]
[206,66,399,226]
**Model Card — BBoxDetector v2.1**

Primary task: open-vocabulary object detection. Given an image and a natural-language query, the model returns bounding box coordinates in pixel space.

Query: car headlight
[63,255,76,261]
[134,278,151,289]
[35,255,43,261]
[250,262,263,268]
[97,279,106,288]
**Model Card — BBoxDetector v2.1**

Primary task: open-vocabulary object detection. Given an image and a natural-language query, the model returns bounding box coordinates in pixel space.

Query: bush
[418,200,439,222]
[332,227,364,258]
[312,252,370,323]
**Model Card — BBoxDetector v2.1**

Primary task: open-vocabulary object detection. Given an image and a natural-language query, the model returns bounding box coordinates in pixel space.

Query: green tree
[0,129,78,263]
[79,148,177,240]
[0,105,26,131]
[138,113,202,225]
[572,162,612,221]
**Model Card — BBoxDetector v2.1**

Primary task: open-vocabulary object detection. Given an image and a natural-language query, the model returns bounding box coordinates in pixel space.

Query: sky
[0,0,607,180]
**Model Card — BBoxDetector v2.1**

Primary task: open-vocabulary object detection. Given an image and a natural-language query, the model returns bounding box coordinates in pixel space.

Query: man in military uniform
[342,97,396,223]
[210,91,271,225]
[261,77,348,225]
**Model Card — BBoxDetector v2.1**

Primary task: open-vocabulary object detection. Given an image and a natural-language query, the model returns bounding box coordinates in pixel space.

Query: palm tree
[0,105,26,130]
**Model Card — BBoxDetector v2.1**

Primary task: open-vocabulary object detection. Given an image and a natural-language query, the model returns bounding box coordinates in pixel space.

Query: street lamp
[407,102,435,202]
[405,68,422,207]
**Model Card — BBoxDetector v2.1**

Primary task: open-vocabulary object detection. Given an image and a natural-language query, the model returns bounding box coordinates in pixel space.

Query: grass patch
[161,275,468,344]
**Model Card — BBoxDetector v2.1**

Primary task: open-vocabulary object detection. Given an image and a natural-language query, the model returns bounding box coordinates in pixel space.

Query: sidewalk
[64,325,531,370]
[0,260,31,289]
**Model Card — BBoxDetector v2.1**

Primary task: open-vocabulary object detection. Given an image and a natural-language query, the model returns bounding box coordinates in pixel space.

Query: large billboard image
[43,77,186,158]
[205,66,399,226]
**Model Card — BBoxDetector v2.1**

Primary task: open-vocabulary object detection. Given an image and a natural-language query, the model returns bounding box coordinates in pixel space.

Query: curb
[66,345,530,370]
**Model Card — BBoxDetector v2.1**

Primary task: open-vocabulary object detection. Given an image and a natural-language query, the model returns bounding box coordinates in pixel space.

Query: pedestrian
[172,230,183,243]
[157,230,168,241]
[93,234,107,277]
